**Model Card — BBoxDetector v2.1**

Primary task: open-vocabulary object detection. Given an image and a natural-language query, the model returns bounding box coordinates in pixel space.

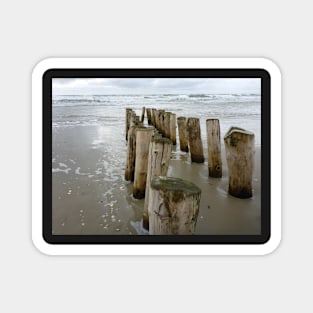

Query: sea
[52,93,261,145]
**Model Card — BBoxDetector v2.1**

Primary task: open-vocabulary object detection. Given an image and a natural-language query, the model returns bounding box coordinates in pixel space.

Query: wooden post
[206,119,222,178]
[224,127,255,198]
[125,108,132,140]
[149,176,201,235]
[133,128,154,199]
[177,117,189,152]
[151,109,156,126]
[158,110,165,135]
[143,137,172,230]
[125,125,138,181]
[163,112,171,139]
[141,107,145,123]
[155,110,160,130]
[169,113,176,145]
[146,108,152,125]
[129,111,137,127]
[187,117,204,163]
[135,115,140,124]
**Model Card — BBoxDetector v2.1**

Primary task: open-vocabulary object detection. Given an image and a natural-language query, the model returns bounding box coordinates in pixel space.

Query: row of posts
[124,107,255,234]
[125,107,201,234]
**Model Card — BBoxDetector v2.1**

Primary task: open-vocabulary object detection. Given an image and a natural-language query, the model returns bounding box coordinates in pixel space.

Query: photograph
[51,77,261,236]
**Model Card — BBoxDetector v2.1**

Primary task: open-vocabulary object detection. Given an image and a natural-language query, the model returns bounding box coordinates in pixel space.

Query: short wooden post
[177,117,189,152]
[141,107,145,123]
[146,108,152,125]
[125,125,138,181]
[125,108,132,140]
[149,176,201,235]
[206,119,222,178]
[169,113,176,145]
[133,128,154,199]
[224,127,255,198]
[143,137,172,230]
[187,117,204,163]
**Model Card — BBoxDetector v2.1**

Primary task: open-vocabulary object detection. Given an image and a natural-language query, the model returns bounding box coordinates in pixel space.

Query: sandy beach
[52,117,261,235]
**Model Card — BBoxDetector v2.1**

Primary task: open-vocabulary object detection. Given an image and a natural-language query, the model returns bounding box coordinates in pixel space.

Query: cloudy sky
[52,78,260,95]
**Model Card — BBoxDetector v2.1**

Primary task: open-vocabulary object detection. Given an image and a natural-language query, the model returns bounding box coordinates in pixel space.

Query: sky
[52,78,261,95]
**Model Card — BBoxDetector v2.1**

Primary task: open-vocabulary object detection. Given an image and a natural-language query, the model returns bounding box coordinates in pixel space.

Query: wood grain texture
[224,127,255,198]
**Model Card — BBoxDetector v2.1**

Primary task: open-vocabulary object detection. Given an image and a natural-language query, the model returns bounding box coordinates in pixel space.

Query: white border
[32,58,281,255]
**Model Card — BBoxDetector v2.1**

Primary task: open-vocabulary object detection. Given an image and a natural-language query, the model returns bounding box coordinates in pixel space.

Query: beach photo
[52,77,261,236]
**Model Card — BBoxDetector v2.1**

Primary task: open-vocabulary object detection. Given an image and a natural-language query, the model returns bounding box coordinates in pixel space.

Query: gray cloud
[52,78,260,95]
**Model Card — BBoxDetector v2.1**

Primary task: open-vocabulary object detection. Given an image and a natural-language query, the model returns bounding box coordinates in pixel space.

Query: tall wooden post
[177,117,189,152]
[146,108,152,125]
[187,117,204,163]
[149,176,201,235]
[151,109,156,126]
[129,111,137,127]
[141,107,145,123]
[143,137,172,230]
[125,108,132,140]
[155,110,160,130]
[125,125,138,181]
[163,112,171,139]
[158,110,165,136]
[169,113,177,145]
[206,119,222,178]
[133,128,154,199]
[224,127,255,198]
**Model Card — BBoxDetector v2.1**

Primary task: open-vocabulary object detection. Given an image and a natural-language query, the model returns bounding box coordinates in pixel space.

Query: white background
[0,0,311,312]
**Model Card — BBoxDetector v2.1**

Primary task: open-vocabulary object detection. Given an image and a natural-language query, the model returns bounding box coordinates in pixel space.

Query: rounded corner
[32,58,57,79]
[258,57,282,79]
[260,233,282,256]
[31,234,54,256]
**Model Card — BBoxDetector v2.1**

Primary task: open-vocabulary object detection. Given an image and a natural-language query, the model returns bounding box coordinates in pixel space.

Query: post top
[224,126,255,139]
[151,176,201,196]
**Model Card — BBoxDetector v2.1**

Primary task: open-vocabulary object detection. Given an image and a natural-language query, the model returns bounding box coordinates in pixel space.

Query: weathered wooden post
[142,137,172,230]
[133,128,154,199]
[135,115,140,125]
[125,108,133,140]
[169,113,177,145]
[224,127,255,198]
[151,109,156,126]
[146,108,152,125]
[163,112,171,139]
[155,110,160,130]
[129,111,137,127]
[141,107,145,123]
[125,125,138,181]
[177,117,189,152]
[206,119,222,178]
[158,110,165,136]
[187,117,204,163]
[148,176,201,235]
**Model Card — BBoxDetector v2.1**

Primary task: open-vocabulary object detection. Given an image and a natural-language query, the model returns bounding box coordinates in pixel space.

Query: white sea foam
[52,167,71,174]
[75,167,90,175]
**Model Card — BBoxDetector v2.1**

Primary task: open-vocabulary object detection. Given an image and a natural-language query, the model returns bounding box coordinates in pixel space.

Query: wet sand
[52,124,260,235]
